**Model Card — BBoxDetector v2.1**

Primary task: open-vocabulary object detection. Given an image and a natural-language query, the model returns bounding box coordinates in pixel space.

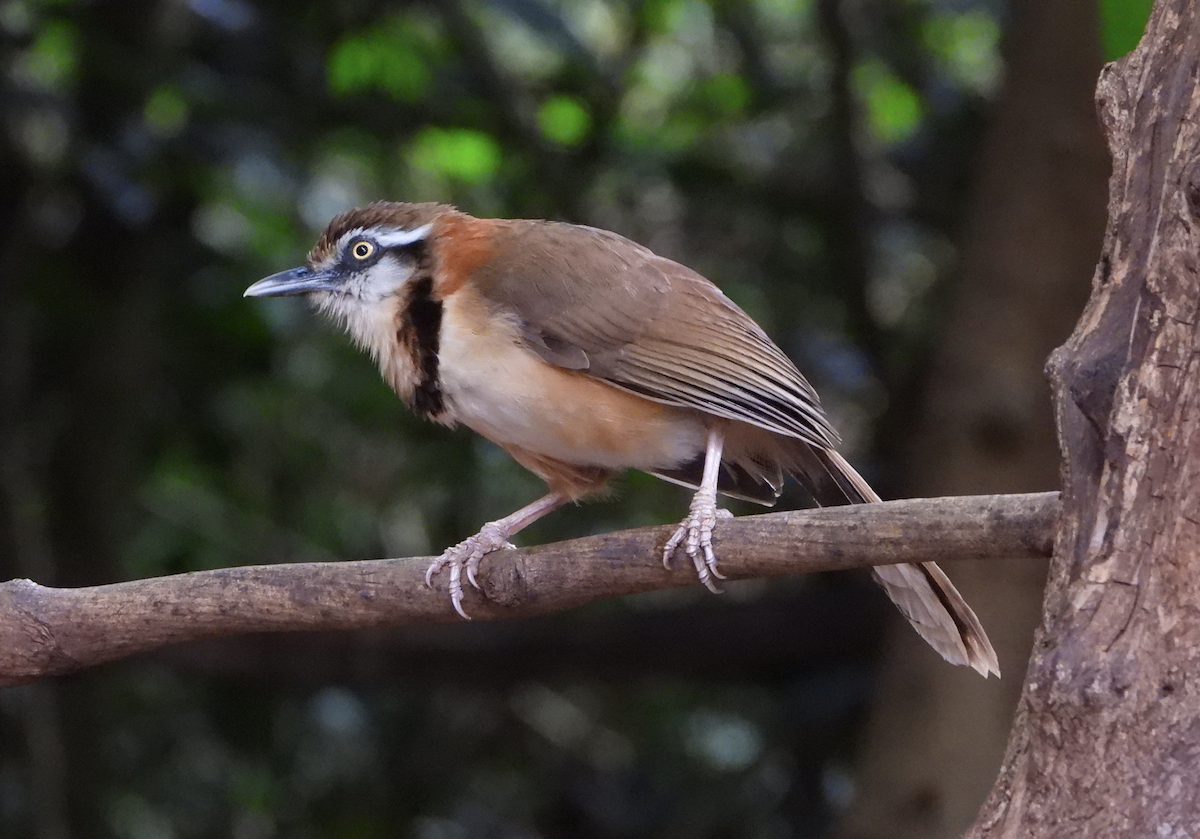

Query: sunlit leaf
[327,15,436,102]
[537,95,593,147]
[922,11,1001,96]
[852,60,922,145]
[15,18,78,90]
[408,127,502,184]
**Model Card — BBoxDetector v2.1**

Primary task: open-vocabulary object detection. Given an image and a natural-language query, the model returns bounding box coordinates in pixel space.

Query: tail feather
[870,561,999,677]
[789,446,1000,678]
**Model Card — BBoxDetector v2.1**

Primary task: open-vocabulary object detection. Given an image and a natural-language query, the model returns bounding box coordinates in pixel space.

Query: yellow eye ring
[352,240,375,260]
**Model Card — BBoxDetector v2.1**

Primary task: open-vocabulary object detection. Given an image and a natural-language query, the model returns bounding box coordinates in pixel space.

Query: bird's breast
[435,286,707,471]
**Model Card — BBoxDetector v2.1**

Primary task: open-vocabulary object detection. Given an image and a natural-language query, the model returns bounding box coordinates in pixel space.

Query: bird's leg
[426,491,569,619]
[663,427,729,592]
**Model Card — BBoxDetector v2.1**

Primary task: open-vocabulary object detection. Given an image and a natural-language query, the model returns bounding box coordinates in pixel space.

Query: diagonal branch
[0,492,1057,687]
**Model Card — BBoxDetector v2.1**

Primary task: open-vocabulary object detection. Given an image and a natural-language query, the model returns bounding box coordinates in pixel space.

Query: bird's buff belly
[437,332,706,472]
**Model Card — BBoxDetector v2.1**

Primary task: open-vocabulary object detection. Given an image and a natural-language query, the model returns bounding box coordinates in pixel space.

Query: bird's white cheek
[353,258,416,302]
[310,264,416,370]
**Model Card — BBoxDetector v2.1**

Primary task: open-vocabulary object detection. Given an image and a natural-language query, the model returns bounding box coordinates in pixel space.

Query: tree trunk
[969,1,1200,834]
[837,0,1109,835]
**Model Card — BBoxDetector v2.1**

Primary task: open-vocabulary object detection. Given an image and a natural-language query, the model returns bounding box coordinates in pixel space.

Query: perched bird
[245,201,999,677]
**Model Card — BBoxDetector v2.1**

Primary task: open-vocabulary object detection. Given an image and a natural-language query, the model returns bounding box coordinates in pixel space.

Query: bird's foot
[663,489,732,593]
[424,522,515,619]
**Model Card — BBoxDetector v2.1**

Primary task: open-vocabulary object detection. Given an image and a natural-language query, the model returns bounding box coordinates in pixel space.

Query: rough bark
[837,1,1110,836]
[0,492,1056,686]
[968,1,1200,835]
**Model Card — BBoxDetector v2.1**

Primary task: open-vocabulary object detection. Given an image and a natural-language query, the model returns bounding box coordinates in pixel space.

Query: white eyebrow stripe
[373,223,434,248]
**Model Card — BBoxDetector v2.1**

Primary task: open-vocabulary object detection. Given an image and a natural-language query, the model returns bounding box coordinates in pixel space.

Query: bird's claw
[663,489,729,593]
[425,522,515,619]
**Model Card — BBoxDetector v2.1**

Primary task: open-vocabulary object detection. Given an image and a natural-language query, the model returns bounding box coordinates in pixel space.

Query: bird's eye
[351,241,375,260]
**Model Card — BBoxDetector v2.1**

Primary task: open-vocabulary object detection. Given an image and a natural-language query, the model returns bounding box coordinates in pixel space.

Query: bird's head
[244,202,453,321]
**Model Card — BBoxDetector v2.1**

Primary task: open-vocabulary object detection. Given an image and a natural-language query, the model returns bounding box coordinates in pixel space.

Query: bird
[244,201,999,677]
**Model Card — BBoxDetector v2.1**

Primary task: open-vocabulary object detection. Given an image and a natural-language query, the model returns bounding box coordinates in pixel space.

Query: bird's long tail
[788,445,1000,678]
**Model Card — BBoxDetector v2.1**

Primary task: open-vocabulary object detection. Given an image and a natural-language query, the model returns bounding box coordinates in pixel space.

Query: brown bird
[245,201,999,677]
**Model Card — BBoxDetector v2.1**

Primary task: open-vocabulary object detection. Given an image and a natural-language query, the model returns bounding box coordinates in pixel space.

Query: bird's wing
[471,220,838,449]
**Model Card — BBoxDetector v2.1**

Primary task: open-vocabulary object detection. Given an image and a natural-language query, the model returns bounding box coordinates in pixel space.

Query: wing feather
[624,342,830,429]
[471,220,837,448]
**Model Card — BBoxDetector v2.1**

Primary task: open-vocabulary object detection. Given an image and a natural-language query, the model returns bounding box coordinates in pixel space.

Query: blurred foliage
[1099,0,1153,59]
[852,60,923,144]
[328,14,441,102]
[538,94,594,146]
[0,0,1085,836]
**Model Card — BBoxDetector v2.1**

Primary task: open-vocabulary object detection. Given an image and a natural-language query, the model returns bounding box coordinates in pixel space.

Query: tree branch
[0,491,1057,686]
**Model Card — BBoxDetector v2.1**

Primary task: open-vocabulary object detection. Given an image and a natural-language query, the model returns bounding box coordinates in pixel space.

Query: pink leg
[425,491,569,619]
[662,428,728,592]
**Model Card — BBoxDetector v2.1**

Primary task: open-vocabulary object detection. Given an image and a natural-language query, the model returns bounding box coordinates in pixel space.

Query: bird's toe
[425,526,518,619]
[663,491,727,592]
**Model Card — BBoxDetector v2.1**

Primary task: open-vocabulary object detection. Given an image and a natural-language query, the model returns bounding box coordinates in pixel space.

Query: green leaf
[328,16,435,102]
[852,60,922,145]
[144,85,189,137]
[408,127,502,184]
[537,95,593,147]
[922,11,1001,95]
[702,73,750,117]
[1100,0,1153,61]
[20,18,78,90]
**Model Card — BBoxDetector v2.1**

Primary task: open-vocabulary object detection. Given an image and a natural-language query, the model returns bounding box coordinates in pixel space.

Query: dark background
[0,1,1135,836]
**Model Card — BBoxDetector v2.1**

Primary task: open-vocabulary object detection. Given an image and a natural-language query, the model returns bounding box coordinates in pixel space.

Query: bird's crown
[309,201,455,267]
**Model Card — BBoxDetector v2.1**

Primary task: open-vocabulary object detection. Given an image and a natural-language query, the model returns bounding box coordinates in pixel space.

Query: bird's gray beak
[244,266,340,298]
